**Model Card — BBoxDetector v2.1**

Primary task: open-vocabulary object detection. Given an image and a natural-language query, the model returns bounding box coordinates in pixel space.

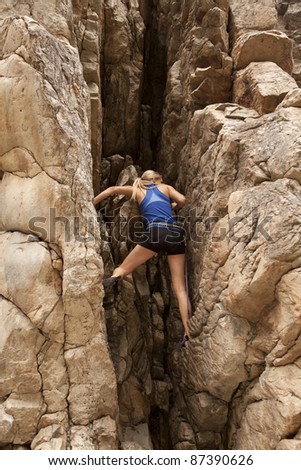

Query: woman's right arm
[167,185,186,209]
[93,186,133,205]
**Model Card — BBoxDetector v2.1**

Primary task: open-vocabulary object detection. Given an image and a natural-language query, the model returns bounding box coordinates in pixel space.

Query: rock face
[174,104,301,449]
[0,13,117,449]
[278,0,301,86]
[1,0,301,452]
[159,0,233,181]
[72,0,105,194]
[163,0,301,450]
[102,0,145,159]
[229,0,277,40]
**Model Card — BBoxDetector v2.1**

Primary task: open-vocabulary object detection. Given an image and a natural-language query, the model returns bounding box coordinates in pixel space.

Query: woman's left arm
[93,186,133,205]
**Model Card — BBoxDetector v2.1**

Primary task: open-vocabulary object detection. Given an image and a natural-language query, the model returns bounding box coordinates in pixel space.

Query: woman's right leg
[111,244,156,278]
[167,253,191,338]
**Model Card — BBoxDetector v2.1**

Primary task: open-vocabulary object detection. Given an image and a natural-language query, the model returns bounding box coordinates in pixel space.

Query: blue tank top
[139,183,179,229]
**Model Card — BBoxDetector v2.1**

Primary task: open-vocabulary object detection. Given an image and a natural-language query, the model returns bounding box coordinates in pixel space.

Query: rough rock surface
[229,0,277,40]
[158,0,233,181]
[231,30,293,73]
[233,61,298,114]
[153,0,301,450]
[1,0,301,452]
[174,103,301,449]
[72,0,105,194]
[102,0,145,159]
[277,0,301,86]
[0,14,117,449]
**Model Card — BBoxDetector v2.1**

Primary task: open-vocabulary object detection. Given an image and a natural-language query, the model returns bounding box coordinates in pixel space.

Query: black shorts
[136,224,186,255]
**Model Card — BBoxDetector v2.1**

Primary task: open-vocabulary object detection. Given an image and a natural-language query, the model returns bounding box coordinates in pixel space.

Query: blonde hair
[131,170,163,201]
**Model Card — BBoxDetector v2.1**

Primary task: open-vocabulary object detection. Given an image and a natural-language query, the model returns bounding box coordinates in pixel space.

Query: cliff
[1,0,301,450]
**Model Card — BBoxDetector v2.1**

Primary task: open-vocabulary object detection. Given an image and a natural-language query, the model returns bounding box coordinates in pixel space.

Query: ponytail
[131,177,146,201]
[131,170,163,201]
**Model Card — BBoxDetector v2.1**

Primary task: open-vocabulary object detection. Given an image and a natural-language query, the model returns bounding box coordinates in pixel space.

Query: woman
[93,170,190,346]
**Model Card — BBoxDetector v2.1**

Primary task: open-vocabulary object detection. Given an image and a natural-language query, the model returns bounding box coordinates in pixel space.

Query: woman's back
[136,183,170,204]
[138,183,176,227]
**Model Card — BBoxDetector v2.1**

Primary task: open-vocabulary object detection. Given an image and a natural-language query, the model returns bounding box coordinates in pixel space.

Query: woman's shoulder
[156,183,170,196]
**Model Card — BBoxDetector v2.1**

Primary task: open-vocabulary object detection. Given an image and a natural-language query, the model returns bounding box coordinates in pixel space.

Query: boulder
[231,30,293,73]
[229,0,277,40]
[233,62,298,114]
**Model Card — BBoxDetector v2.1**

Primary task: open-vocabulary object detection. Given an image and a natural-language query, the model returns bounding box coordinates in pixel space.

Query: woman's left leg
[112,244,156,278]
[167,253,191,337]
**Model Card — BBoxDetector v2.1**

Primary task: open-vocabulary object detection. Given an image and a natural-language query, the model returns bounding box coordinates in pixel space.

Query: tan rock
[121,423,153,450]
[185,32,233,102]
[231,365,301,449]
[93,416,118,450]
[118,375,151,426]
[0,297,45,397]
[2,0,301,453]
[232,30,293,73]
[276,88,301,109]
[233,62,298,114]
[159,1,233,181]
[0,147,41,178]
[0,405,14,444]
[184,308,250,401]
[65,333,118,425]
[4,393,46,445]
[219,179,301,322]
[0,232,64,342]
[186,392,229,430]
[70,426,95,450]
[0,172,63,238]
[0,0,74,43]
[190,54,233,106]
[102,0,145,157]
[89,82,102,194]
[196,431,222,450]
[74,3,104,194]
[201,7,229,51]
[39,412,68,430]
[39,344,67,391]
[169,406,196,450]
[173,424,196,450]
[229,0,277,40]
[31,424,67,450]
[0,15,117,449]
[264,269,301,367]
[173,103,301,448]
[0,298,47,444]
[159,61,186,181]
[276,439,301,450]
[284,3,301,31]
